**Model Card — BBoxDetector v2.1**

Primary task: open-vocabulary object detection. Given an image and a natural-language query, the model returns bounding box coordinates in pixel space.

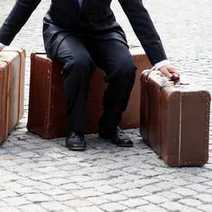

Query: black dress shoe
[99,126,133,148]
[65,132,86,151]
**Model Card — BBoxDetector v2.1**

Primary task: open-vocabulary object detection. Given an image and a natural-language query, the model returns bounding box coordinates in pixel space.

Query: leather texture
[140,70,211,167]
[27,49,151,139]
[0,0,167,64]
[0,48,25,144]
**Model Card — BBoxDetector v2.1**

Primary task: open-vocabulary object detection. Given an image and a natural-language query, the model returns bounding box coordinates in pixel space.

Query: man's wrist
[153,59,170,70]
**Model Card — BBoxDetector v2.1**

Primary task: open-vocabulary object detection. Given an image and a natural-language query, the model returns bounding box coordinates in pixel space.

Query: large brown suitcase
[27,48,151,139]
[140,69,211,167]
[0,48,25,144]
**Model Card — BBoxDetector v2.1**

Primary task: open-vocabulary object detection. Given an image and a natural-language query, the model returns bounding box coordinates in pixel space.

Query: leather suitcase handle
[143,69,189,88]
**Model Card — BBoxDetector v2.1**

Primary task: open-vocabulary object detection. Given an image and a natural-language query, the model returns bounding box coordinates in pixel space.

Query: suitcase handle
[143,69,189,88]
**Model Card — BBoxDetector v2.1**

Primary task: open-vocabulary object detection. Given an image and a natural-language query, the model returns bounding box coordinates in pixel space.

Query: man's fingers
[168,66,180,75]
[158,64,180,81]
[159,67,173,78]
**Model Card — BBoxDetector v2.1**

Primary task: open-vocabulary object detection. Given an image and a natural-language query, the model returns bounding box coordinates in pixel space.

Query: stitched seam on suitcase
[37,55,52,136]
[203,92,210,162]
[28,54,35,131]
[46,59,52,136]
[1,60,11,140]
[0,63,7,142]
[17,50,23,122]
[13,50,22,123]
[178,92,182,166]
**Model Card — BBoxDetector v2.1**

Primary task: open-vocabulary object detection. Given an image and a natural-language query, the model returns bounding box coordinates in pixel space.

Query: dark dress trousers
[0,0,168,134]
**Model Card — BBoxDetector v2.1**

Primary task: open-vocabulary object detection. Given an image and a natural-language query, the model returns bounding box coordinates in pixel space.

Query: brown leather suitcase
[0,48,25,144]
[27,49,151,138]
[140,69,211,167]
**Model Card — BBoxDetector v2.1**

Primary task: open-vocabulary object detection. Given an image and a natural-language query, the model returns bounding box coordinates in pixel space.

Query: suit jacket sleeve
[118,0,167,65]
[0,0,41,45]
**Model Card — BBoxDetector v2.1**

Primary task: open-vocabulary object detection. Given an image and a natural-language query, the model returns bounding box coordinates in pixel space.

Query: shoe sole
[66,146,86,151]
[114,143,134,148]
[99,136,133,147]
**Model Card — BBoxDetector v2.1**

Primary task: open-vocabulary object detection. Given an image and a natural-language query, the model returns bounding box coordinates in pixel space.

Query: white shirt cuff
[153,59,170,70]
[0,42,6,48]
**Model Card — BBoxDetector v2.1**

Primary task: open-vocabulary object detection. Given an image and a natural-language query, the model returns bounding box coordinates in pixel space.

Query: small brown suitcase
[27,49,151,139]
[0,48,25,144]
[140,69,211,167]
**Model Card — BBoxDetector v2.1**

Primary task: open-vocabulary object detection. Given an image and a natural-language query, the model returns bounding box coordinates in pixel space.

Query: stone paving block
[2,182,27,192]
[180,208,204,212]
[0,190,18,199]
[119,189,150,198]
[113,182,140,190]
[137,204,167,212]
[0,201,7,207]
[158,191,182,201]
[61,176,92,184]
[42,188,68,196]
[183,176,209,183]
[199,171,212,179]
[160,201,201,212]
[178,198,202,207]
[119,198,148,208]
[100,202,127,212]
[0,174,22,183]
[160,178,189,187]
[198,204,212,212]
[151,181,175,190]
[142,194,168,204]
[24,193,52,203]
[44,178,72,186]
[196,194,212,203]
[87,196,109,205]
[103,193,128,201]
[53,193,76,201]
[76,206,104,212]
[131,178,161,188]
[60,183,82,191]
[95,185,120,194]
[3,196,30,206]
[186,183,211,193]
[171,188,198,196]
[71,189,104,198]
[0,207,21,212]
[64,199,93,207]
[204,188,212,194]
[142,184,165,193]
[169,178,192,187]
[17,178,42,187]
[40,201,71,211]
[18,204,48,212]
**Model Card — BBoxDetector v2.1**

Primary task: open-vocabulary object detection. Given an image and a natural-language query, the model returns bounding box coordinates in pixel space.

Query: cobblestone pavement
[1,0,212,211]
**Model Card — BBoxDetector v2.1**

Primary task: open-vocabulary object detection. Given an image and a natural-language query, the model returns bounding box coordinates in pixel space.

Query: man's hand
[159,64,180,81]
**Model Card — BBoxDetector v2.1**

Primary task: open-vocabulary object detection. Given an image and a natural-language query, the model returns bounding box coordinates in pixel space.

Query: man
[0,0,179,151]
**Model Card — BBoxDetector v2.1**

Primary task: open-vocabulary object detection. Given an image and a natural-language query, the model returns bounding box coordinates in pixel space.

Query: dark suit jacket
[0,0,167,64]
